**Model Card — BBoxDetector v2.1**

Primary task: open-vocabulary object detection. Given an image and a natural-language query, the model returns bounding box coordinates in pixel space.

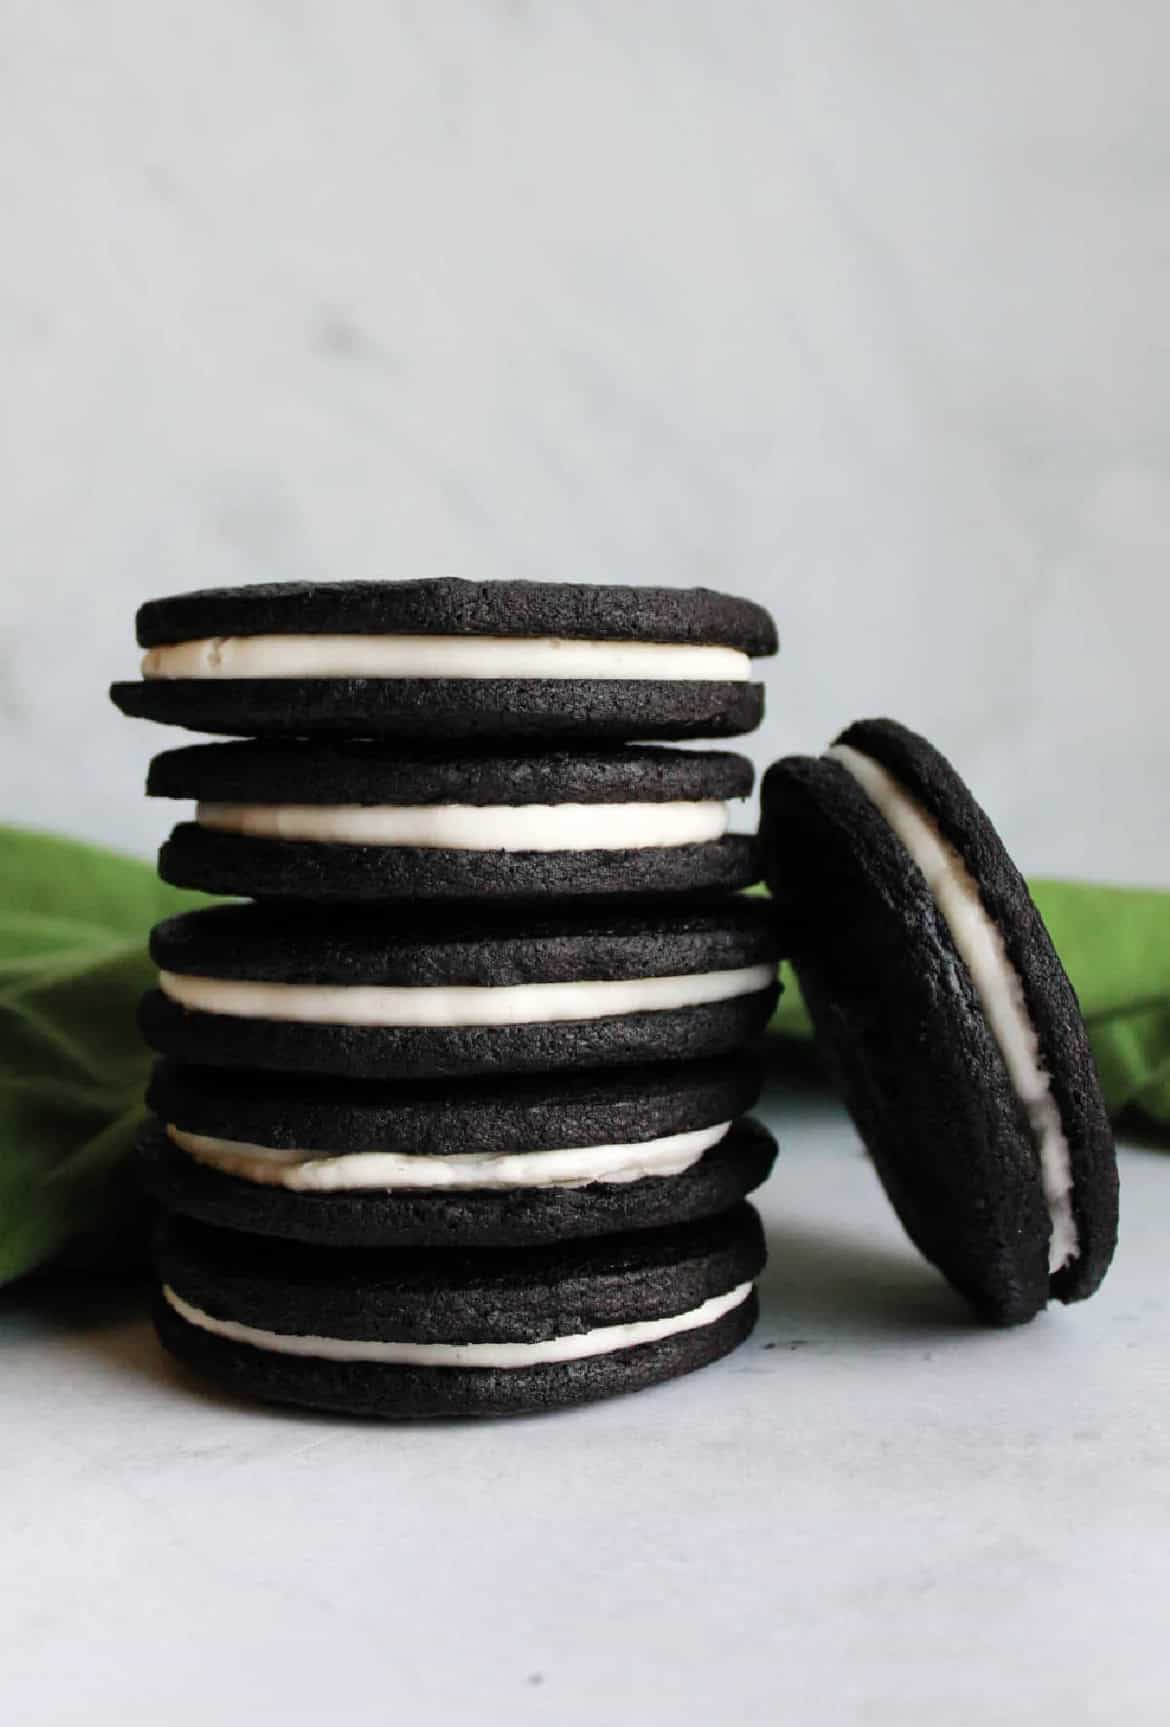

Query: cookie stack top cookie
[112,577,777,741]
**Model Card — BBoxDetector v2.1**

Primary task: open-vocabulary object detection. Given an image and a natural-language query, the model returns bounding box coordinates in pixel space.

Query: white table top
[5,1090,1166,1727]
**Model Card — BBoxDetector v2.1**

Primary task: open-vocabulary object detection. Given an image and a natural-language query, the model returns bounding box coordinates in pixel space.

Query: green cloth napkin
[0,828,210,1285]
[1,824,1167,1286]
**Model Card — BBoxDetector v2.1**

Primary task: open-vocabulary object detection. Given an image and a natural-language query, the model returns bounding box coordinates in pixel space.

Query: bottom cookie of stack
[153,1203,767,1418]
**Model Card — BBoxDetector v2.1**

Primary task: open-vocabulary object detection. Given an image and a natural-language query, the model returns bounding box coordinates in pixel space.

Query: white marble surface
[2,3,1169,882]
[3,1091,1166,1727]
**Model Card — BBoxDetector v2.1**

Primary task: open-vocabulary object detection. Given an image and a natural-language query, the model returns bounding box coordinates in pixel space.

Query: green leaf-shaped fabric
[0,829,210,1285]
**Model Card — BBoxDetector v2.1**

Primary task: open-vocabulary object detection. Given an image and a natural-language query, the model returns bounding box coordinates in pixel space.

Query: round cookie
[127,579,780,649]
[152,1202,767,1418]
[139,1119,776,1249]
[138,1056,775,1246]
[148,741,760,903]
[761,717,1118,1326]
[141,898,781,1081]
[110,579,777,742]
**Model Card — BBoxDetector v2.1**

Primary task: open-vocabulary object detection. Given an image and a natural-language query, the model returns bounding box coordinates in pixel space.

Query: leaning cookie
[148,741,759,902]
[153,1204,766,1418]
[762,717,1118,1326]
[138,1056,775,1246]
[111,579,777,742]
[141,899,780,1081]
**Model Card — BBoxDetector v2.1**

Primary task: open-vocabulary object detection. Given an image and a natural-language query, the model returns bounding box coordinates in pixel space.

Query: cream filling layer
[141,634,751,682]
[195,799,731,852]
[161,1280,754,1369]
[157,963,776,1028]
[829,743,1079,1274]
[167,1120,733,1191]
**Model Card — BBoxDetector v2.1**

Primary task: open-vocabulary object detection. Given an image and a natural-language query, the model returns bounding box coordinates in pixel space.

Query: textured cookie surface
[152,1203,767,1417]
[140,989,778,1081]
[156,826,759,903]
[132,579,778,654]
[147,1054,763,1153]
[148,898,779,985]
[146,741,755,805]
[111,676,766,743]
[762,718,1117,1324]
[139,1117,777,1247]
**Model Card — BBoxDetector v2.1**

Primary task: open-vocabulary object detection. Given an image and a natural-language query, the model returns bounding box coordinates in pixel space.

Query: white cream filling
[195,799,731,852]
[829,743,1079,1274]
[161,1280,753,1369]
[141,634,751,683]
[166,1120,732,1191]
[157,962,775,1028]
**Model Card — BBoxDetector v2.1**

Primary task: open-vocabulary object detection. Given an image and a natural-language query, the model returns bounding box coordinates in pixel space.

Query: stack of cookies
[111,579,781,1417]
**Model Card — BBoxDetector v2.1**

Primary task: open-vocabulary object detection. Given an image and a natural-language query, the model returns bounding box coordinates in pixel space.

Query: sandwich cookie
[141,899,781,1080]
[152,1203,767,1417]
[110,579,777,742]
[148,741,759,903]
[138,1056,776,1246]
[762,717,1118,1325]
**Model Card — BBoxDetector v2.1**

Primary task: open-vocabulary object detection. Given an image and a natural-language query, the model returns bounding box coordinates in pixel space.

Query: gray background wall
[3,1,1167,882]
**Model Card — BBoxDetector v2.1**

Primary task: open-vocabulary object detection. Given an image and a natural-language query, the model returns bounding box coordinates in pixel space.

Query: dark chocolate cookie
[131,580,778,653]
[142,899,781,1080]
[146,1052,761,1154]
[152,1202,767,1418]
[148,741,759,902]
[761,717,1118,1325]
[139,1108,776,1248]
[111,580,776,741]
[141,1055,770,1248]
